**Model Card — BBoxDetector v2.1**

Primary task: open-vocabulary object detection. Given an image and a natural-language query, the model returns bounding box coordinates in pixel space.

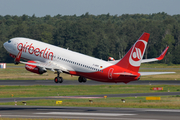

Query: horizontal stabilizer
[139,72,175,76]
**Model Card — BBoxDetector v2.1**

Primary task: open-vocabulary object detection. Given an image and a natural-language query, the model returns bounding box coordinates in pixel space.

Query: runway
[0,105,180,120]
[0,80,180,85]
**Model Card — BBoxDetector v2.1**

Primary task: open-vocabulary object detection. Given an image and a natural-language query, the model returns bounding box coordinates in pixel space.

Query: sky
[0,0,179,17]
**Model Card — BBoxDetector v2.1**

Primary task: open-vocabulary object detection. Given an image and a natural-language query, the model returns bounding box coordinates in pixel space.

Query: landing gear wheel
[78,76,87,83]
[54,77,63,83]
[82,77,87,83]
[59,77,63,83]
[54,77,58,83]
[78,77,83,83]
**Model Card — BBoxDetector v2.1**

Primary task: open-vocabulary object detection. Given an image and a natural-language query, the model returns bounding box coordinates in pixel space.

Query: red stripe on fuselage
[69,65,140,83]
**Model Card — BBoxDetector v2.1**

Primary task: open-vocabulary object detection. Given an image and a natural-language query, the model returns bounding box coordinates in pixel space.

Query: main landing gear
[78,76,87,83]
[54,72,87,84]
[54,72,63,83]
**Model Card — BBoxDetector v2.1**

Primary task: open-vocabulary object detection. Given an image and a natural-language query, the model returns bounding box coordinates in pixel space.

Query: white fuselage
[3,33,173,83]
[4,37,113,73]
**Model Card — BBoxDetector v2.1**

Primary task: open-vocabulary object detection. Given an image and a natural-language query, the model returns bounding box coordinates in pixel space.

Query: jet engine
[25,61,46,74]
[108,57,115,61]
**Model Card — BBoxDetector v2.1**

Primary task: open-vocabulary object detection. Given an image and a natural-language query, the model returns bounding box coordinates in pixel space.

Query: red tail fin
[116,32,150,72]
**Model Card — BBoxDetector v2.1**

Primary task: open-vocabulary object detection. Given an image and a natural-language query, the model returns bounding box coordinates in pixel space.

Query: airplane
[3,32,175,84]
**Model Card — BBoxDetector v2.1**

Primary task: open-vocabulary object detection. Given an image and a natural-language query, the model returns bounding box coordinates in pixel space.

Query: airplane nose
[3,41,12,51]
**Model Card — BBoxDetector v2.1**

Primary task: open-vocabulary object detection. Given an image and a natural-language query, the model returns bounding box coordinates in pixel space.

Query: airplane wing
[108,46,169,64]
[139,46,176,76]
[20,60,69,73]
[139,72,175,76]
[141,46,169,63]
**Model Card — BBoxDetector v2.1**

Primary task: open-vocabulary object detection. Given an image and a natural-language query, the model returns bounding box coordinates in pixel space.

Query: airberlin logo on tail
[132,47,142,60]
[129,40,147,67]
[17,42,54,60]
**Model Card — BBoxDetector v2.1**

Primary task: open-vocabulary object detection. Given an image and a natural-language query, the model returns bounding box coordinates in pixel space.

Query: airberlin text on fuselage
[17,42,54,60]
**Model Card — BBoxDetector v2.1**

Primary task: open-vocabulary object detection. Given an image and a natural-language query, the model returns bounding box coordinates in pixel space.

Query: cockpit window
[8,40,11,43]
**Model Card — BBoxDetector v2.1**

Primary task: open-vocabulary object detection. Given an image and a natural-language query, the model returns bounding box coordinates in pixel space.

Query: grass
[0,63,179,80]
[0,85,179,98]
[0,95,180,109]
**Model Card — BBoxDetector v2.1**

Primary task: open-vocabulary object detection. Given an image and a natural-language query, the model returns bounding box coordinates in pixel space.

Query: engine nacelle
[108,57,115,61]
[25,61,47,74]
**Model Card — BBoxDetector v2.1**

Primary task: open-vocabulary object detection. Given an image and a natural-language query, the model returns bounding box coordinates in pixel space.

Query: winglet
[156,46,169,60]
[14,50,22,64]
